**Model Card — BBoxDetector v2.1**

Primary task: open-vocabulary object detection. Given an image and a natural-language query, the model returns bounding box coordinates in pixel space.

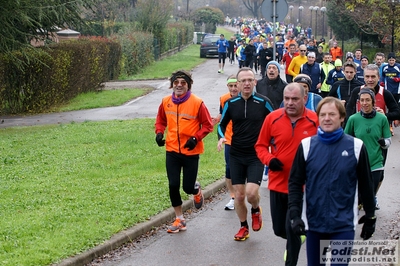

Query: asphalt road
[2,59,399,266]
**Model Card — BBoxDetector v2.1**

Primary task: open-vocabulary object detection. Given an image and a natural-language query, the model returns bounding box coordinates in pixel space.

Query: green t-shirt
[344,112,391,171]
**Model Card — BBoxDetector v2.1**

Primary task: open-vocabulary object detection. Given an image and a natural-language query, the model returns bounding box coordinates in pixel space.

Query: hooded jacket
[328,78,363,106]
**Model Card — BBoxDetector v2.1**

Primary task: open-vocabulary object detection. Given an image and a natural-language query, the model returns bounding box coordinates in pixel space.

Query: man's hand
[358,215,376,240]
[155,133,165,147]
[217,138,226,152]
[377,138,386,147]
[269,158,284,171]
[184,137,197,151]
[291,217,306,235]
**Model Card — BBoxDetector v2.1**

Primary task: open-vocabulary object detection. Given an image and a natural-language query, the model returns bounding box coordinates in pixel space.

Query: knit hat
[387,52,396,60]
[334,59,342,67]
[170,70,193,90]
[267,61,281,73]
[359,88,375,104]
[293,74,312,90]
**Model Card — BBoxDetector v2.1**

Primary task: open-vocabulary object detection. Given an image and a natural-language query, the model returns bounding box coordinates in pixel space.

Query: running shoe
[234,226,249,241]
[193,182,204,209]
[251,206,263,231]
[224,198,235,210]
[218,69,221,73]
[375,196,380,210]
[167,218,187,233]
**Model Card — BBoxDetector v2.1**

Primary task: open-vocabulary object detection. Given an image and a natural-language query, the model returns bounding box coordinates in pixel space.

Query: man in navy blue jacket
[300,52,325,94]
[288,97,376,265]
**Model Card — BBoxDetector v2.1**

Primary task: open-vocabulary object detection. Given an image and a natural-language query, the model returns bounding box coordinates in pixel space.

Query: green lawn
[0,120,224,265]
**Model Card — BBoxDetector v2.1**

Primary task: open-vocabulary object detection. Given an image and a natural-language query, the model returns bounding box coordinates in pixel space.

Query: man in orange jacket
[155,70,213,234]
[330,41,343,61]
[213,75,239,210]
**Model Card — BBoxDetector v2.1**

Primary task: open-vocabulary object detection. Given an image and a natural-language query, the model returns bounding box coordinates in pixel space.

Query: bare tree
[242,0,263,18]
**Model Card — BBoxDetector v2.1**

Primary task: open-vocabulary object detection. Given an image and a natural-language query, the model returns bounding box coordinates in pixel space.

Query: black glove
[269,158,284,171]
[184,137,197,151]
[377,138,386,147]
[291,217,306,235]
[155,133,165,147]
[358,215,376,240]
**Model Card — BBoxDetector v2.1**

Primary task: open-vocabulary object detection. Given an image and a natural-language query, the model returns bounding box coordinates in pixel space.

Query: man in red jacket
[281,43,299,83]
[155,70,213,234]
[255,83,318,266]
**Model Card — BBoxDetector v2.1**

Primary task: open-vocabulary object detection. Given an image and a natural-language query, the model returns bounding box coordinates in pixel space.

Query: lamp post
[309,6,314,34]
[387,0,400,53]
[177,5,181,21]
[299,6,304,24]
[313,6,319,39]
[321,7,327,39]
[289,5,294,24]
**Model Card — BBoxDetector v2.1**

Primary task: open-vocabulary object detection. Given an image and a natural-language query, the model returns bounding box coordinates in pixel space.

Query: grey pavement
[2,58,400,266]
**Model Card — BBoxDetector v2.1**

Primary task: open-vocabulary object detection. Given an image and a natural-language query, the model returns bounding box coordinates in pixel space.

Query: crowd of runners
[154,17,400,266]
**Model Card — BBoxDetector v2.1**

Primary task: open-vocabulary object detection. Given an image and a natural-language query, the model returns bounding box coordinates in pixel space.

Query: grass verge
[0,120,223,265]
[52,88,152,112]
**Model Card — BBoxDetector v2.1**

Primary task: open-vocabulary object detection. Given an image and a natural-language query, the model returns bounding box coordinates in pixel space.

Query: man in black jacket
[256,61,287,110]
[346,64,400,122]
[244,39,256,69]
[329,61,363,108]
[258,42,274,78]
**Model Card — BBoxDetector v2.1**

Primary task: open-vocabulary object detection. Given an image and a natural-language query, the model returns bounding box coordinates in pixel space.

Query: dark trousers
[286,74,293,83]
[306,230,355,266]
[227,50,235,63]
[166,151,199,207]
[260,65,266,78]
[224,144,231,179]
[270,190,302,266]
[320,91,330,98]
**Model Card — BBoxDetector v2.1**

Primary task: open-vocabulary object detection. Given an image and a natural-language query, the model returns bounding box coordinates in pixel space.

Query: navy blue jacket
[288,133,375,233]
[300,62,326,93]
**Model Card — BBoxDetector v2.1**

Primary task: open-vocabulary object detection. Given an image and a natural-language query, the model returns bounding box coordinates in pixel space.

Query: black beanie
[359,88,375,105]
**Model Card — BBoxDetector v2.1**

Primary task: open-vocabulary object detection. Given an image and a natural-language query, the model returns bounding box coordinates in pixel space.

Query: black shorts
[229,153,263,185]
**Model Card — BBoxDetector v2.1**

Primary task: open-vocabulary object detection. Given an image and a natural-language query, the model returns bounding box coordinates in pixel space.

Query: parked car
[200,34,220,58]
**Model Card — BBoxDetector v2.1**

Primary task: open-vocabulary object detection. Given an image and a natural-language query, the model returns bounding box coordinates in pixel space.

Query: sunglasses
[300,50,307,52]
[173,80,187,86]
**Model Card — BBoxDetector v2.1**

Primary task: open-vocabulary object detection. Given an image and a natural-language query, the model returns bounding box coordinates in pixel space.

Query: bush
[0,37,121,114]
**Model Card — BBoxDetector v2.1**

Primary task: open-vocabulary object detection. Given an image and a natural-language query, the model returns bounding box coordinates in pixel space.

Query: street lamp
[289,5,294,24]
[309,6,314,34]
[299,6,304,24]
[387,0,400,52]
[321,7,327,39]
[313,6,319,39]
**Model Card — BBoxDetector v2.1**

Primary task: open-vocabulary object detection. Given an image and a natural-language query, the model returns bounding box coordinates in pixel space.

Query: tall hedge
[0,38,121,114]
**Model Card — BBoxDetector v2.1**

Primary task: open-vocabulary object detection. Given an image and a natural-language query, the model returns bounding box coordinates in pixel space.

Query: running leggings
[270,190,302,266]
[166,151,199,207]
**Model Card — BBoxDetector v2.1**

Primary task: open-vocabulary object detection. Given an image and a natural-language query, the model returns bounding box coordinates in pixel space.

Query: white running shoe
[224,198,235,210]
[262,174,268,182]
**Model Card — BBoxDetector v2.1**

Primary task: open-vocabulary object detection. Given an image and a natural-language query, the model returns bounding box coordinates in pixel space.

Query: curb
[55,178,226,266]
